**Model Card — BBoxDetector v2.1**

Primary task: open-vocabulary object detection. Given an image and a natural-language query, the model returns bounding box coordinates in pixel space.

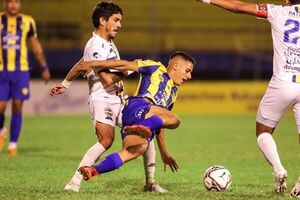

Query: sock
[71,142,106,184]
[0,114,4,130]
[143,139,156,184]
[93,152,123,174]
[137,115,163,132]
[257,132,285,174]
[10,113,22,144]
[8,142,17,149]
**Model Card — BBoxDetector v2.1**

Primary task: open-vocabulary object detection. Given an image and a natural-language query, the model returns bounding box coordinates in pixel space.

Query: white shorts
[88,96,123,128]
[256,75,300,132]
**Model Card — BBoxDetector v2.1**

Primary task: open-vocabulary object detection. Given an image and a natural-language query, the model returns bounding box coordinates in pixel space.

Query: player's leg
[256,77,294,192]
[142,140,168,193]
[0,101,7,151]
[64,100,117,192]
[79,135,149,180]
[0,74,10,152]
[290,100,300,198]
[8,99,24,156]
[9,72,30,156]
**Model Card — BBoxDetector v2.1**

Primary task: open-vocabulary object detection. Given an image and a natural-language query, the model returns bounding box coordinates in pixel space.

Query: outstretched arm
[156,129,179,172]
[196,0,258,16]
[80,59,139,74]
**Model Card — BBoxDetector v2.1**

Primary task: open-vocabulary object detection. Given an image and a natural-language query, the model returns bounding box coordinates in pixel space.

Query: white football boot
[274,170,287,193]
[64,180,80,192]
[290,176,300,198]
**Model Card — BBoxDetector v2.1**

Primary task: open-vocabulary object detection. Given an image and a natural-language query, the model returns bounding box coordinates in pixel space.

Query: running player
[77,51,195,185]
[0,0,51,156]
[50,1,167,193]
[196,0,300,196]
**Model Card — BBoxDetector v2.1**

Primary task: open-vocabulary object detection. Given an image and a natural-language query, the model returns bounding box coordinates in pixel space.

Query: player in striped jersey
[77,51,195,184]
[0,0,50,156]
[196,0,300,196]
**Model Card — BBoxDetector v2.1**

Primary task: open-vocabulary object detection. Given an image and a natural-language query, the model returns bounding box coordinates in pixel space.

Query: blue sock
[10,113,22,142]
[0,114,4,129]
[93,152,123,174]
[137,115,163,131]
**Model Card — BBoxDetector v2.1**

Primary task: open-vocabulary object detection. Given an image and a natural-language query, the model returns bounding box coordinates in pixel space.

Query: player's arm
[196,0,257,16]
[50,58,83,96]
[156,129,179,172]
[80,60,139,74]
[98,70,128,85]
[28,37,51,84]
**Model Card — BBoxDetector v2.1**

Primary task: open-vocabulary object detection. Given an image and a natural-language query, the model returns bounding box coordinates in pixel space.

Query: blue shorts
[0,71,30,101]
[121,98,154,141]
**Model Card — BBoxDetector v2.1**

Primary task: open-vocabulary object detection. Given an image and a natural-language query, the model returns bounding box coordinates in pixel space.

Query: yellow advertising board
[124,81,270,115]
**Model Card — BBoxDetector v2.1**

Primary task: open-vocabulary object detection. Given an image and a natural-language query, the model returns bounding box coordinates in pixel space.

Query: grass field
[0,114,299,200]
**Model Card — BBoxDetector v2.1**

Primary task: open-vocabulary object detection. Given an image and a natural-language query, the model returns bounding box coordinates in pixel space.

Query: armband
[61,79,72,89]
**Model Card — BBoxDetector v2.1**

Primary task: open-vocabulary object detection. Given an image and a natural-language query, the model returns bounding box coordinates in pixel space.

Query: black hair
[92,1,123,28]
[170,51,196,66]
[289,0,300,5]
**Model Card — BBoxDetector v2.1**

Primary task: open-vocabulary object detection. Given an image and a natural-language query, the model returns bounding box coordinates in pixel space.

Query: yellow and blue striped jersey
[0,13,37,72]
[135,60,178,110]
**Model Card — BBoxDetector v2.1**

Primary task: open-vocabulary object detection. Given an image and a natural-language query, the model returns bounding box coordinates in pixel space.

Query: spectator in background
[0,0,50,156]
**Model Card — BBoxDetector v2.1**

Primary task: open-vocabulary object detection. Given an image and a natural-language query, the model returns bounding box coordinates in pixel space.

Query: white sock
[142,140,156,184]
[70,142,106,185]
[8,142,17,149]
[257,132,285,174]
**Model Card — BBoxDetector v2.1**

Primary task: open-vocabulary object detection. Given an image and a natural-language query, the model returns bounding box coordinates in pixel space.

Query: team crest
[104,107,113,121]
[22,87,29,95]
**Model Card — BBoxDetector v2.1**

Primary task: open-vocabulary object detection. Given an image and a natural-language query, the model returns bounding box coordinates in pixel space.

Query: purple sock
[10,113,22,142]
[137,115,163,131]
[93,152,123,174]
[0,115,4,129]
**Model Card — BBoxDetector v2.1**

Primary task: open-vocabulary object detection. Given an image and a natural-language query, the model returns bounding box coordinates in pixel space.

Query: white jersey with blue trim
[84,32,123,102]
[264,4,300,82]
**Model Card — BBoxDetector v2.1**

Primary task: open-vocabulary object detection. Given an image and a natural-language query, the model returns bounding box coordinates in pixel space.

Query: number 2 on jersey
[284,19,300,44]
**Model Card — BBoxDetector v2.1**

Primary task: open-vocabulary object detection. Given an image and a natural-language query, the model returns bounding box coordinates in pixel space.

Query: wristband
[61,79,72,89]
[202,0,211,4]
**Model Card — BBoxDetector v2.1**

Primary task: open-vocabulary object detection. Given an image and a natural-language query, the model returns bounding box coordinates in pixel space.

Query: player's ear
[99,17,106,27]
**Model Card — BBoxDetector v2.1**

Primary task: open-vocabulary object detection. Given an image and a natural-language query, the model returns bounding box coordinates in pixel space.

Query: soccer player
[50,1,167,193]
[0,0,51,156]
[77,51,195,184]
[196,0,300,196]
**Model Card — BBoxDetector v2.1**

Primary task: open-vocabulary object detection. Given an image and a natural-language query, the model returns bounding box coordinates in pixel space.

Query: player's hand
[50,83,66,96]
[42,69,51,84]
[161,153,179,172]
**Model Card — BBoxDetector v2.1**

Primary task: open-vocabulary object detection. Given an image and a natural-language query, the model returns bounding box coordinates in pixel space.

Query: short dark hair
[92,1,123,28]
[170,51,196,66]
[289,0,300,5]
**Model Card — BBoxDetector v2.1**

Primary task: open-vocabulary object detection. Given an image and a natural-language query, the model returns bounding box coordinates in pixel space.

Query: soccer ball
[203,165,232,191]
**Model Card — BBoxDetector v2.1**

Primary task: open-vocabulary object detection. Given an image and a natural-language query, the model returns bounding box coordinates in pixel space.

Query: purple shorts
[0,71,30,101]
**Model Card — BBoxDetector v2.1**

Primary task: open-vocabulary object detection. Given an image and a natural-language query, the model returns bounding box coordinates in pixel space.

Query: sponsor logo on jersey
[93,52,102,59]
[104,107,113,121]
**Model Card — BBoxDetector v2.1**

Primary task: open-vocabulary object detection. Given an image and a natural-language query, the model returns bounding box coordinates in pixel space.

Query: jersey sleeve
[84,42,110,62]
[27,16,37,38]
[257,4,282,22]
[137,60,160,75]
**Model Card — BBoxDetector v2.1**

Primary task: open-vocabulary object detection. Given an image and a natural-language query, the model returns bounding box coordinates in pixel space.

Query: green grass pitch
[0,114,298,200]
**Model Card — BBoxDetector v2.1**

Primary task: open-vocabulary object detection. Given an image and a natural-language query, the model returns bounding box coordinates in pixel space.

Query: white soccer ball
[203,165,232,191]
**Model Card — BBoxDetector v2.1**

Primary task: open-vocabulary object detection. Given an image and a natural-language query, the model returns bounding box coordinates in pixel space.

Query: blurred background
[0,0,281,115]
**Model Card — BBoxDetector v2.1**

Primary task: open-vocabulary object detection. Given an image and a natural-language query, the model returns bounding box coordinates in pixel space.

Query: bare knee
[95,127,114,149]
[166,113,180,129]
[256,121,274,138]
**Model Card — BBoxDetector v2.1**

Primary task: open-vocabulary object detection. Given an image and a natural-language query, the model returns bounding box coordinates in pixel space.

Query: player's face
[105,13,122,39]
[172,59,194,86]
[5,0,21,16]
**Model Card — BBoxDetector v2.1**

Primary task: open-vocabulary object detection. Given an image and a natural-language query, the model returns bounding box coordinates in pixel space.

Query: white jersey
[263,4,300,82]
[84,32,124,102]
